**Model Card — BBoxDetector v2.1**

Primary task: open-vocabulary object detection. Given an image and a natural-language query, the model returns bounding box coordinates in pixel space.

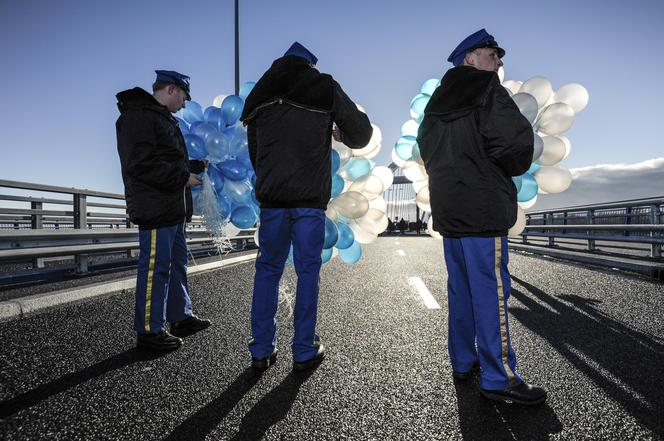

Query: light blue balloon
[203,106,218,122]
[207,165,225,193]
[323,217,339,249]
[206,108,224,132]
[239,81,256,100]
[343,158,371,180]
[331,149,341,174]
[335,222,354,250]
[512,175,523,193]
[224,178,253,205]
[527,162,541,175]
[517,173,538,202]
[182,101,203,124]
[421,78,441,95]
[331,174,344,198]
[321,247,333,264]
[395,136,417,161]
[175,117,189,135]
[229,130,249,158]
[215,192,232,221]
[231,205,258,229]
[285,244,294,266]
[205,133,230,164]
[184,134,207,160]
[338,240,362,264]
[191,122,218,141]
[221,95,244,127]
[410,94,430,122]
[218,159,248,181]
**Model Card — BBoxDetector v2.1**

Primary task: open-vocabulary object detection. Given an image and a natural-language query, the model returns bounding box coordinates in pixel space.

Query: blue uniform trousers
[443,236,522,390]
[249,208,325,362]
[134,223,193,334]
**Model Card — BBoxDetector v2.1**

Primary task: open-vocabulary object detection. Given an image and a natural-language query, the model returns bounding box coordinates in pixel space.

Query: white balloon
[331,246,339,259]
[355,103,367,113]
[538,135,567,166]
[403,160,428,182]
[401,119,420,137]
[538,103,575,136]
[348,174,384,201]
[369,195,387,213]
[519,76,553,109]
[416,186,431,212]
[534,164,572,193]
[498,66,505,83]
[362,144,382,160]
[325,205,339,222]
[533,132,544,162]
[426,215,442,240]
[508,206,526,236]
[518,195,538,210]
[412,179,428,194]
[349,220,378,244]
[559,135,572,160]
[391,149,407,167]
[512,92,539,124]
[330,191,369,219]
[502,80,522,96]
[253,227,260,246]
[225,223,241,237]
[352,123,382,156]
[553,83,589,113]
[371,166,394,190]
[333,140,352,165]
[356,208,389,235]
[212,94,227,107]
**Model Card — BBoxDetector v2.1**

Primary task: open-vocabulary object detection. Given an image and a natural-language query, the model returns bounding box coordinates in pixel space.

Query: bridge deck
[0,237,662,440]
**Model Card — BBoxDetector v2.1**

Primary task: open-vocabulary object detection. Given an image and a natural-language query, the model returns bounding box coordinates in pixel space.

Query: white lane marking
[396,249,406,256]
[408,277,441,310]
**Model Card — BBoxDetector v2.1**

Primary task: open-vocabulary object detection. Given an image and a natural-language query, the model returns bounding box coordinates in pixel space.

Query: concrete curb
[0,253,256,323]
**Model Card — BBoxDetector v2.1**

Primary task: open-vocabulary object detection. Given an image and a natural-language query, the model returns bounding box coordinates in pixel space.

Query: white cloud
[530,158,664,211]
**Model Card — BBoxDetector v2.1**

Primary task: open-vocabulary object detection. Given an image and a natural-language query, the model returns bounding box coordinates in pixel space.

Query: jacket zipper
[246,98,328,120]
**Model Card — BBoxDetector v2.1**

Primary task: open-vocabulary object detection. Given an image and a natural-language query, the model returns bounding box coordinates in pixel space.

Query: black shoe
[170,314,211,336]
[452,361,481,381]
[136,331,183,351]
[251,349,278,371]
[293,345,325,371]
[480,382,547,405]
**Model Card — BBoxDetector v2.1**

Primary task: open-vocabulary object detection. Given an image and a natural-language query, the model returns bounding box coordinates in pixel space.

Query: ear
[167,84,177,95]
[464,51,475,66]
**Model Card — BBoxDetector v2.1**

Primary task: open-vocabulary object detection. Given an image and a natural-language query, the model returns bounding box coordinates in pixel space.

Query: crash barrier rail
[510,196,664,280]
[0,179,256,276]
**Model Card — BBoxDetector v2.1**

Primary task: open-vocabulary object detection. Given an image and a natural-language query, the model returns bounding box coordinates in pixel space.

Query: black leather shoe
[480,382,547,405]
[251,349,278,371]
[170,314,211,336]
[136,331,183,351]
[293,345,325,371]
[452,361,481,381]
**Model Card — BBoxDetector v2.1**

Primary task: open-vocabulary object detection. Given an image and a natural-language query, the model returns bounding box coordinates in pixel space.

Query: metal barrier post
[651,204,661,258]
[546,213,555,246]
[73,193,89,273]
[587,209,596,251]
[31,201,45,268]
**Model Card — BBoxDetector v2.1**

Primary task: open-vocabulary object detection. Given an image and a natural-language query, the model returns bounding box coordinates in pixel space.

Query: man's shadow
[0,348,163,419]
[509,275,664,438]
[454,377,562,440]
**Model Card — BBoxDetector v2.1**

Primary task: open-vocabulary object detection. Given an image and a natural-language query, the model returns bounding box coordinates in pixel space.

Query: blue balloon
[251,189,259,206]
[527,162,541,175]
[224,178,253,205]
[335,222,354,250]
[215,192,231,221]
[421,78,441,95]
[231,205,258,229]
[184,134,207,160]
[205,133,230,164]
[321,247,333,264]
[218,159,248,181]
[203,106,218,122]
[517,173,538,202]
[229,129,249,157]
[207,165,225,193]
[338,240,362,264]
[239,82,256,100]
[331,174,344,198]
[512,176,523,193]
[206,108,224,132]
[324,217,339,249]
[238,154,254,172]
[175,117,189,135]
[395,136,417,160]
[221,95,244,127]
[343,158,371,180]
[182,101,203,124]
[191,122,218,141]
[331,149,341,174]
[285,244,294,266]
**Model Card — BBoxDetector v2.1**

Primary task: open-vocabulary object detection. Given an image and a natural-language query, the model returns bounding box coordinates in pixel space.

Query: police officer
[418,30,547,405]
[241,42,373,371]
[116,70,211,351]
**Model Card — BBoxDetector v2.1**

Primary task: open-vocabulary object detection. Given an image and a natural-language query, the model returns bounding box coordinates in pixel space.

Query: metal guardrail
[0,179,256,277]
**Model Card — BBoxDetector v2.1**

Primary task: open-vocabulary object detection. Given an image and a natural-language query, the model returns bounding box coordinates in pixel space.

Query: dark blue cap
[447,29,505,67]
[284,42,318,66]
[155,70,191,100]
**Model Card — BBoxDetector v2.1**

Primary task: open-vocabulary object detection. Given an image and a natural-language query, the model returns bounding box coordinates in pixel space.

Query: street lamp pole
[234,0,240,95]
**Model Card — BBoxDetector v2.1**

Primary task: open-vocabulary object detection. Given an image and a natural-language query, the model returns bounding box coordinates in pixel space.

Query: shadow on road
[454,377,562,440]
[510,275,664,438]
[0,348,163,419]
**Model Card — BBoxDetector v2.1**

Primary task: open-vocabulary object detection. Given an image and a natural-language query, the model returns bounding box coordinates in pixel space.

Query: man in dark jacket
[241,42,373,371]
[116,70,211,351]
[418,30,546,405]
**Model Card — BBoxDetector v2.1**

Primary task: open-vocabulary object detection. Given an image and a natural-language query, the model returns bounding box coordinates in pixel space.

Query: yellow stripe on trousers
[495,237,517,386]
[144,229,157,333]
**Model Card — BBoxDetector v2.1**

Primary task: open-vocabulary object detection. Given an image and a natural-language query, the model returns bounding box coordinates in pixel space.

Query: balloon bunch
[181,83,390,265]
[394,71,588,238]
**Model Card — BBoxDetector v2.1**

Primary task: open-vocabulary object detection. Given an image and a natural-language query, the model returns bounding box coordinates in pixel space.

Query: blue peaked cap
[447,29,505,67]
[284,41,318,66]
[155,70,191,100]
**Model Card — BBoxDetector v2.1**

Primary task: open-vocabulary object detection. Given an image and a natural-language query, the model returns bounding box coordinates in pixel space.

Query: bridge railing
[0,179,255,276]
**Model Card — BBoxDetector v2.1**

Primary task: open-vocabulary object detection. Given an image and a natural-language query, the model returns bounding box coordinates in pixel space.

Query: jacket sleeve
[189,160,206,174]
[117,111,190,190]
[247,123,257,170]
[478,77,534,176]
[331,81,373,149]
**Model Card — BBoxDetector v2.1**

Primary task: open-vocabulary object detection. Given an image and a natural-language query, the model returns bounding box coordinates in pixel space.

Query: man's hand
[332,126,343,142]
[186,173,202,187]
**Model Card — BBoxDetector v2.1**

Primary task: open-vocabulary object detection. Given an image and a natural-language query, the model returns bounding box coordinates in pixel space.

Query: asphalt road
[0,237,662,440]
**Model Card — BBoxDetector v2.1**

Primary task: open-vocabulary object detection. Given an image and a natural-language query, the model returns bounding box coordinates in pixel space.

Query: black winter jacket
[115,88,205,229]
[418,66,533,237]
[241,56,373,209]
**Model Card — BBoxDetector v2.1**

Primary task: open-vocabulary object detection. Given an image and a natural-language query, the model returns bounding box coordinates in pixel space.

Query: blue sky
[1,0,663,196]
